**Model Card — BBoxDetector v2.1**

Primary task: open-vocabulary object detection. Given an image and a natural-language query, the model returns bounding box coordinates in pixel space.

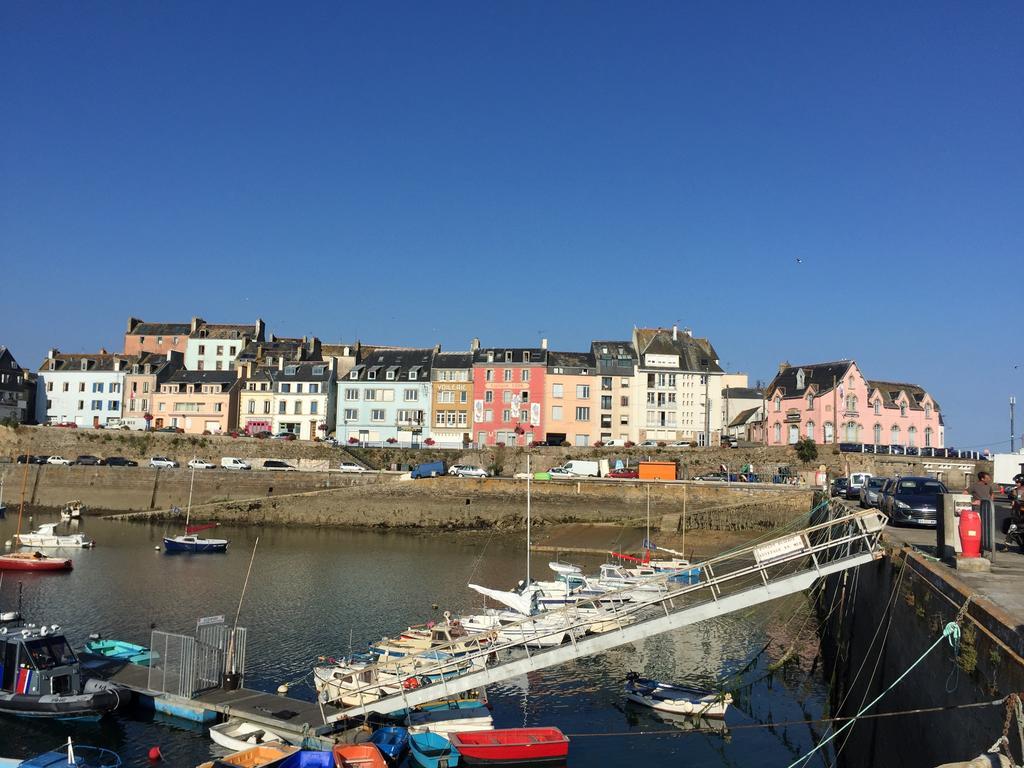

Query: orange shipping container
[638,461,677,481]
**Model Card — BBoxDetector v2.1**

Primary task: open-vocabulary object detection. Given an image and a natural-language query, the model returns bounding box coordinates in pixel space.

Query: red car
[54,421,78,428]
[607,468,639,479]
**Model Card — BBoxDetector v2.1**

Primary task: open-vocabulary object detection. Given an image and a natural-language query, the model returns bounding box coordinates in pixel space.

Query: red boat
[0,552,73,571]
[449,728,569,764]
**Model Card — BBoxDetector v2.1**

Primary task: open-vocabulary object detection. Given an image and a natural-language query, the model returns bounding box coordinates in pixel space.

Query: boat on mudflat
[624,672,732,719]
[449,727,570,765]
[0,552,72,572]
[409,732,459,768]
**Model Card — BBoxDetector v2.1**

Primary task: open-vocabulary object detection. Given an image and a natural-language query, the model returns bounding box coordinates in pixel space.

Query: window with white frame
[345,388,359,400]
[370,409,385,422]
[344,408,358,420]
[576,385,590,398]
[404,389,418,402]
[552,383,564,398]
[552,405,563,420]
[575,407,590,421]
[503,369,513,382]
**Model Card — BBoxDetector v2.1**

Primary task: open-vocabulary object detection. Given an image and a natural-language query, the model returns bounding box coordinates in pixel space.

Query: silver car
[859,476,888,508]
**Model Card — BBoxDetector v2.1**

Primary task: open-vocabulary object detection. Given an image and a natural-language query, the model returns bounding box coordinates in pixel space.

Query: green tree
[795,437,818,464]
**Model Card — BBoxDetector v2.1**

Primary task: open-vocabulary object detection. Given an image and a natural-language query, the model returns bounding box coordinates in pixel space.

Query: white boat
[59,500,84,521]
[315,649,477,707]
[625,673,732,719]
[462,585,587,646]
[406,705,494,738]
[209,718,290,751]
[16,523,94,549]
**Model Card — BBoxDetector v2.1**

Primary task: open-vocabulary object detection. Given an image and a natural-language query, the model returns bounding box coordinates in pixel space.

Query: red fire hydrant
[959,507,982,558]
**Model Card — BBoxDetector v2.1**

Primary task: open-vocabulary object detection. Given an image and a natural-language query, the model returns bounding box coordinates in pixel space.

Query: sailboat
[0,461,73,572]
[610,486,698,583]
[162,461,228,553]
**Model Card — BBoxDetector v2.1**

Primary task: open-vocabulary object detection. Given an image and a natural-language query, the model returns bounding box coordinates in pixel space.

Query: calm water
[0,512,835,767]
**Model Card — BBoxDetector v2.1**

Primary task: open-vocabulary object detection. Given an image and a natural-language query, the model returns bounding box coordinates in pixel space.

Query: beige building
[430,351,473,448]
[591,341,637,443]
[151,370,242,434]
[544,351,599,447]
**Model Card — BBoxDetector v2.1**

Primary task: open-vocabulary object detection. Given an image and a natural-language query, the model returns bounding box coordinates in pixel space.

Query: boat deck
[80,654,346,743]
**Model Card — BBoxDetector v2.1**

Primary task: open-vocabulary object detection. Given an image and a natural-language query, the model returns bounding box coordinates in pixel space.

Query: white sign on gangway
[753,535,805,565]
[197,615,225,627]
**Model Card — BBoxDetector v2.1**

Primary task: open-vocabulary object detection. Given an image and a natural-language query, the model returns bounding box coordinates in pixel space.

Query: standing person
[970,471,996,554]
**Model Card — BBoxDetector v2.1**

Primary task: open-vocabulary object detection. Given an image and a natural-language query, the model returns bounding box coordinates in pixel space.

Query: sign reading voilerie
[753,535,805,564]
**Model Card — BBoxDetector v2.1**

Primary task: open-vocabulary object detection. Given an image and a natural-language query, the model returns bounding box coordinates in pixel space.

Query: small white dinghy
[625,672,732,719]
[209,718,291,752]
[17,523,94,549]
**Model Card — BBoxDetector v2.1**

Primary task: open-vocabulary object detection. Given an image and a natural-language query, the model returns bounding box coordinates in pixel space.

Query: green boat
[84,638,159,666]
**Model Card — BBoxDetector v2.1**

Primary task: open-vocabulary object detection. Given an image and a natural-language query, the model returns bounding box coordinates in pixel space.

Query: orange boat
[0,552,73,571]
[332,744,388,768]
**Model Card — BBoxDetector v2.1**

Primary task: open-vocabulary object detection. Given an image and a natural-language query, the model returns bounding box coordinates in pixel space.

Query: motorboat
[0,738,122,768]
[0,552,72,572]
[624,672,732,719]
[210,718,292,752]
[449,727,569,765]
[16,523,94,549]
[0,624,122,718]
[369,617,491,659]
[369,726,409,763]
[332,744,387,768]
[314,651,476,708]
[406,704,493,738]
[84,638,158,666]
[409,732,459,768]
[462,585,586,647]
[59,501,84,521]
[196,743,300,768]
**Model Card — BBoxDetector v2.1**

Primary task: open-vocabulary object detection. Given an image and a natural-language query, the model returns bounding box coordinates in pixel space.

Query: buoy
[148,746,163,761]
[154,546,160,551]
[277,684,289,695]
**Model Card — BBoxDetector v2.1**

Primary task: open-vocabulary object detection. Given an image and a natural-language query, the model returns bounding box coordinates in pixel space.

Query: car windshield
[23,637,77,670]
[868,478,886,489]
[897,479,946,494]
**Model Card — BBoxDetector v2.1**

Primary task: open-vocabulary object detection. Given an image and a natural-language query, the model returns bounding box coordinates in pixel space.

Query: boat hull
[0,554,73,571]
[0,688,120,719]
[16,535,93,548]
[625,677,731,719]
[210,719,289,752]
[162,537,228,553]
[409,733,460,768]
[332,744,388,768]
[449,728,569,765]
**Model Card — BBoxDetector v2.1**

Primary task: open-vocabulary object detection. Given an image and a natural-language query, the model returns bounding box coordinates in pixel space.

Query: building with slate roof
[338,348,435,446]
[123,351,184,430]
[471,344,549,446]
[430,350,475,448]
[237,358,336,440]
[631,326,724,445]
[0,347,31,424]
[764,361,943,449]
[36,349,134,426]
[151,369,243,434]
[124,317,194,356]
[544,351,599,446]
[185,319,266,372]
[591,341,637,443]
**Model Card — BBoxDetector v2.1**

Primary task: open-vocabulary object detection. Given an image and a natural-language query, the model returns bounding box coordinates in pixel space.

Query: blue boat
[278,751,333,768]
[409,732,459,768]
[84,639,159,666]
[370,726,409,763]
[162,533,228,553]
[1,739,122,768]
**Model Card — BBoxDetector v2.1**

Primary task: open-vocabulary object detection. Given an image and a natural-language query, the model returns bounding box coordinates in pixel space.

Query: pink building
[765,360,943,450]
[472,347,548,446]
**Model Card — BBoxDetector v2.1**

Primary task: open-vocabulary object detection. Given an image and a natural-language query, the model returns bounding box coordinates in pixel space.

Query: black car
[75,455,105,466]
[16,454,45,464]
[105,456,138,467]
[883,476,948,526]
[890,445,905,456]
[830,477,849,497]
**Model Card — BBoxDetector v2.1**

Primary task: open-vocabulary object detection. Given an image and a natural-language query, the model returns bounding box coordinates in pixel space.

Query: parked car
[838,443,863,453]
[846,472,873,500]
[263,459,297,471]
[53,422,78,428]
[150,456,179,468]
[155,426,183,433]
[187,458,216,470]
[547,467,575,478]
[105,456,138,467]
[16,454,45,464]
[273,432,297,441]
[607,468,639,479]
[602,439,628,447]
[339,461,367,473]
[859,476,888,508]
[221,457,252,470]
[830,477,849,497]
[448,465,488,478]
[75,455,105,466]
[889,445,905,456]
[253,431,273,439]
[46,456,74,466]
[410,461,446,479]
[666,440,693,449]
[637,440,660,448]
[694,472,729,482]
[883,476,948,526]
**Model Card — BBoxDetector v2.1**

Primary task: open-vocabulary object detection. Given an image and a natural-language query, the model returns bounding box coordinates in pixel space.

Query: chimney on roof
[672,324,678,341]
[277,356,284,371]
[127,317,141,334]
[683,327,692,338]
[470,337,480,352]
[434,344,441,354]
[541,338,548,350]
[191,317,204,333]
[48,348,57,360]
[255,318,266,341]
[778,360,791,374]
[99,347,108,355]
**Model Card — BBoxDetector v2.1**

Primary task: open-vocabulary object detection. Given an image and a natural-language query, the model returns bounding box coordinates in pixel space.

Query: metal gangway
[319,503,887,726]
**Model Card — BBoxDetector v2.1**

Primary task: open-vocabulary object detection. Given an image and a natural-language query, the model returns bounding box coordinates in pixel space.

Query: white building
[184,319,265,372]
[36,349,131,427]
[238,358,336,440]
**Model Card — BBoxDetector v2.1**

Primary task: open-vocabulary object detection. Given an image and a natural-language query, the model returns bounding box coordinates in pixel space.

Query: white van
[221,457,252,471]
[846,472,872,499]
[554,459,610,478]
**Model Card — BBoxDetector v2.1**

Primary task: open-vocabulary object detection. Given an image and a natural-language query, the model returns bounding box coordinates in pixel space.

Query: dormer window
[486,351,494,363]
[522,352,529,363]
[81,360,88,371]
[386,370,395,381]
[900,403,907,417]
[408,371,416,380]
[312,365,325,376]
[132,365,139,374]
[504,351,513,362]
[368,370,376,380]
[349,370,358,380]
[49,361,55,371]
[795,369,805,389]
[285,365,297,376]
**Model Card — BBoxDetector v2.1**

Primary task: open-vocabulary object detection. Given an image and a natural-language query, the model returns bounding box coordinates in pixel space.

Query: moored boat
[210,718,291,752]
[624,672,732,719]
[369,726,409,763]
[196,743,299,768]
[449,727,569,765]
[17,523,94,549]
[0,738,122,768]
[59,501,85,521]
[406,704,493,738]
[409,732,459,768]
[0,552,72,572]
[332,744,387,768]
[162,531,229,553]
[83,638,158,666]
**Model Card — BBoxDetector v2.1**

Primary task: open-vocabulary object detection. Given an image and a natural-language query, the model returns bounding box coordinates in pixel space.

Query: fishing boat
[332,744,388,768]
[0,624,123,718]
[624,672,732,719]
[0,738,122,768]
[406,704,494,738]
[449,727,569,765]
[0,465,73,572]
[409,732,460,768]
[162,465,228,553]
[210,718,291,752]
[196,743,299,768]
[59,501,84,521]
[84,638,158,666]
[16,523,94,549]
[369,726,409,763]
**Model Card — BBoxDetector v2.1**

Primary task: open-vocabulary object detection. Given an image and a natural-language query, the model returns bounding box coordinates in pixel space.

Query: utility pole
[1012,396,1017,453]
[703,366,711,447]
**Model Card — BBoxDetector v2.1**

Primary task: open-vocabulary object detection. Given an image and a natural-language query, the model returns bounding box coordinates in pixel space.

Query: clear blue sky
[2,2,1021,448]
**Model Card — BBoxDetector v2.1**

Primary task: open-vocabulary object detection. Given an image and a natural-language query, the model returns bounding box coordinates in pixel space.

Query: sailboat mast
[526,453,531,585]
[645,484,651,549]
[185,461,197,530]
[15,453,30,541]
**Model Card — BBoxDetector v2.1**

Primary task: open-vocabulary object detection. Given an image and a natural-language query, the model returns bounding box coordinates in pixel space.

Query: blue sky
[2,2,1021,448]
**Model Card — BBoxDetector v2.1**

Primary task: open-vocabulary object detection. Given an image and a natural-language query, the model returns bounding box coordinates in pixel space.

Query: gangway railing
[318,504,886,725]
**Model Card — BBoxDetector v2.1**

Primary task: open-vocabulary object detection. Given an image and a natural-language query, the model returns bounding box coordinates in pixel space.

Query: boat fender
[403,677,421,690]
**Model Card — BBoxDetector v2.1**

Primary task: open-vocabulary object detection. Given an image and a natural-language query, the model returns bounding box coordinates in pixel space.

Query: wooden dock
[80,654,352,745]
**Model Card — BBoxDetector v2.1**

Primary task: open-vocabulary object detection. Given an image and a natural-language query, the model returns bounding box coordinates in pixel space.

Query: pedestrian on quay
[969,470,997,554]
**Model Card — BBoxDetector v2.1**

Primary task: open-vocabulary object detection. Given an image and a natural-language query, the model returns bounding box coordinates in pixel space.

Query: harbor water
[0,512,835,766]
